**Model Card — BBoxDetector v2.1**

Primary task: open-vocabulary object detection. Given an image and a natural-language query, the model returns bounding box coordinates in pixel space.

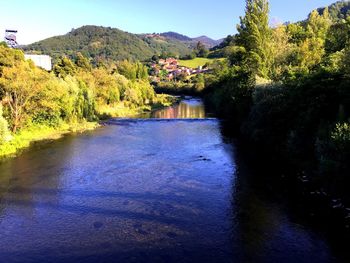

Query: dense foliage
[317,0,350,22]
[204,0,350,205]
[0,45,158,154]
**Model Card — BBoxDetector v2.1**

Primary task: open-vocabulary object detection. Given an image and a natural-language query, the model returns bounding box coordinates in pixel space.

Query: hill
[160,32,193,42]
[192,36,223,48]
[317,0,350,21]
[24,26,193,63]
[154,32,222,48]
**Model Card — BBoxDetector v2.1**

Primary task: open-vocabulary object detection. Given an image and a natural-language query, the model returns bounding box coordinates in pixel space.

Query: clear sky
[0,0,340,44]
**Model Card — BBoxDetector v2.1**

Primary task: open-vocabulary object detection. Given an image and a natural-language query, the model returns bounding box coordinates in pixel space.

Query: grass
[96,94,177,119]
[178,57,225,68]
[97,103,148,118]
[0,121,98,160]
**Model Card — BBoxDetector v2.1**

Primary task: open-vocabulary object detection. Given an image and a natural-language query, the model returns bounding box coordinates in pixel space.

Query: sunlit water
[0,99,345,262]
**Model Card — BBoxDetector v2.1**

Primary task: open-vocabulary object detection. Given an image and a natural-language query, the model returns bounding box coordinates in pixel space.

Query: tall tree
[237,0,272,78]
[75,52,92,71]
[0,104,11,143]
[270,25,292,80]
[0,61,49,132]
[297,8,332,70]
[195,42,209,58]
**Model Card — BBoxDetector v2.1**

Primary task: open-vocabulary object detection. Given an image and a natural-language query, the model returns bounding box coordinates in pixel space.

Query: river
[0,98,347,262]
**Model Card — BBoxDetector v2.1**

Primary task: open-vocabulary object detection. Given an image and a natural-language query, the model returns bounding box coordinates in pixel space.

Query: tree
[270,25,293,80]
[92,68,120,105]
[342,43,350,76]
[75,52,92,71]
[299,8,331,69]
[116,60,137,81]
[307,8,331,40]
[325,17,350,54]
[285,8,332,76]
[193,74,205,91]
[151,55,159,62]
[136,62,149,80]
[0,104,11,144]
[195,42,209,58]
[286,23,307,44]
[53,56,77,78]
[236,0,272,78]
[0,61,49,132]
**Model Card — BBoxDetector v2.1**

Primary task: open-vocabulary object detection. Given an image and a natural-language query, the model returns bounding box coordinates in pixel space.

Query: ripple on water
[0,99,345,263]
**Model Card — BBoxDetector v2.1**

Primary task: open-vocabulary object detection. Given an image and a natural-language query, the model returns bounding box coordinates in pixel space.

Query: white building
[24,54,52,71]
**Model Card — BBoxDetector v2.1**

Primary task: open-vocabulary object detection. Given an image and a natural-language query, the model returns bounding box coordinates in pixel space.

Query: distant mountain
[192,36,224,48]
[24,26,193,63]
[160,32,193,42]
[156,32,223,48]
[316,0,350,21]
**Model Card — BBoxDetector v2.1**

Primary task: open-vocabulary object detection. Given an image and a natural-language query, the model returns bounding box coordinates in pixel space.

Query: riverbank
[0,94,178,161]
[96,94,178,119]
[0,121,99,160]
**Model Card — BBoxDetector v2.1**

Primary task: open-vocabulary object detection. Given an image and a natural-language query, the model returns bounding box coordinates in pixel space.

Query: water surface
[0,99,345,262]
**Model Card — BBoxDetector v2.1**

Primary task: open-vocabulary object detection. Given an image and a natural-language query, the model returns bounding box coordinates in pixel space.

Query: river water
[0,98,346,262]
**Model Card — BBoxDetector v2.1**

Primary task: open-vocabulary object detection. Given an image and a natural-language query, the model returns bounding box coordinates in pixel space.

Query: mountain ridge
[158,31,222,48]
[24,25,196,63]
[24,26,224,63]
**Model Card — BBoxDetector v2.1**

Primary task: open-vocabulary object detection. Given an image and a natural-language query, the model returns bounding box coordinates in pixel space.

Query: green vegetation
[202,0,350,206]
[154,81,202,96]
[317,0,350,22]
[159,32,222,48]
[0,45,171,159]
[24,26,193,64]
[178,58,223,68]
[0,122,97,159]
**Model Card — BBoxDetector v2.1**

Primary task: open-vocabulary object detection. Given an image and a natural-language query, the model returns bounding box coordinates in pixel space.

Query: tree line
[203,0,350,205]
[0,43,156,145]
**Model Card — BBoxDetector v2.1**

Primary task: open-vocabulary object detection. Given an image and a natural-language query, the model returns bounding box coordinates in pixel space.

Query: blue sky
[0,0,339,44]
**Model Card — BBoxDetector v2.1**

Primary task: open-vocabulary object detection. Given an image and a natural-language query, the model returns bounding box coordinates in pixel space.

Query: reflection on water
[143,98,207,119]
[0,99,346,263]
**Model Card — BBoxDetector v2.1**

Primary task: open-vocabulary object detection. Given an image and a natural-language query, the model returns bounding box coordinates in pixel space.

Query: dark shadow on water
[2,198,188,225]
[0,245,237,263]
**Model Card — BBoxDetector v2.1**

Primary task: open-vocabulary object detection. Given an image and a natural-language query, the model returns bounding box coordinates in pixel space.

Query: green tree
[75,52,92,71]
[297,8,332,70]
[325,21,350,54]
[236,0,272,78]
[136,62,149,80]
[0,60,50,132]
[286,23,307,44]
[342,43,350,76]
[92,68,120,105]
[195,42,209,58]
[116,60,137,81]
[193,74,205,91]
[0,104,11,144]
[268,25,293,80]
[53,56,77,78]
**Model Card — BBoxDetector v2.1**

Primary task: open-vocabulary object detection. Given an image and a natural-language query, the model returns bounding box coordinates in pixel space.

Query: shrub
[0,104,12,144]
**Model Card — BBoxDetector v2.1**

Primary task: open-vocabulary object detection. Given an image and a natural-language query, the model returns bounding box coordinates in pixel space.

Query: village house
[150,57,210,82]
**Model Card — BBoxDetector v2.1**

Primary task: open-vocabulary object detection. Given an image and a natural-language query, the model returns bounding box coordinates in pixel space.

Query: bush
[0,104,12,144]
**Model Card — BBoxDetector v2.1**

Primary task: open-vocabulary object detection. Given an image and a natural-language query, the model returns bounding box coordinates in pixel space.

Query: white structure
[24,54,52,71]
[5,30,18,48]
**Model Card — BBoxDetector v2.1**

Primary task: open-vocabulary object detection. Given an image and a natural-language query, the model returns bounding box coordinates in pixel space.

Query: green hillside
[24,26,193,63]
[317,0,350,21]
